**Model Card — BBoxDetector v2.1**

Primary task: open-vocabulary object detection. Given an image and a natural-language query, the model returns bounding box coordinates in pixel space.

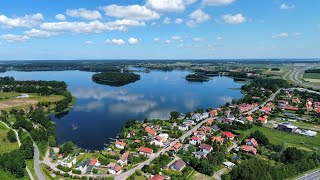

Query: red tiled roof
[172,142,182,150]
[199,144,213,151]
[209,110,218,116]
[191,136,200,141]
[120,151,129,162]
[246,116,253,121]
[222,131,235,138]
[133,140,141,143]
[90,158,98,166]
[138,147,153,154]
[145,127,157,135]
[241,145,257,155]
[113,165,121,172]
[261,106,271,112]
[115,141,126,147]
[212,136,224,143]
[284,106,299,111]
[148,175,164,180]
[246,138,258,147]
[258,116,268,122]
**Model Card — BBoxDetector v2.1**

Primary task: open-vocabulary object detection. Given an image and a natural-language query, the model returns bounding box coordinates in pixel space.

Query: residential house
[115,141,126,149]
[246,116,253,122]
[179,124,188,131]
[170,159,186,171]
[145,127,157,136]
[192,113,201,121]
[200,112,209,120]
[194,151,207,159]
[241,145,257,155]
[138,147,153,157]
[209,110,218,117]
[190,136,201,145]
[106,162,122,175]
[278,100,289,107]
[292,97,301,103]
[199,144,213,154]
[17,94,29,98]
[211,125,219,132]
[127,130,135,138]
[222,131,235,140]
[117,151,129,166]
[206,118,214,126]
[158,133,169,141]
[245,138,258,147]
[151,136,164,146]
[212,136,224,145]
[170,142,182,154]
[277,122,298,133]
[60,156,76,168]
[258,116,268,124]
[223,161,236,169]
[148,175,164,180]
[89,158,99,167]
[74,161,88,174]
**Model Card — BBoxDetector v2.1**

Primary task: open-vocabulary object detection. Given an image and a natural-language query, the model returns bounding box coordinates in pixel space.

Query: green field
[236,125,320,151]
[186,170,214,180]
[0,123,19,154]
[303,73,320,79]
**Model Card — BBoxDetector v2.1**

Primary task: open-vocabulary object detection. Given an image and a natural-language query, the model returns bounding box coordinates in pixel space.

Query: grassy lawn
[303,73,320,79]
[290,121,320,132]
[36,141,48,160]
[186,170,214,180]
[0,123,19,154]
[236,125,320,151]
[0,169,31,180]
[26,159,38,180]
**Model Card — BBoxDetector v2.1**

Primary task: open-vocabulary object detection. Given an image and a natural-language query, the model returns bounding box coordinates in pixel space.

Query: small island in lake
[185,73,210,82]
[92,72,141,86]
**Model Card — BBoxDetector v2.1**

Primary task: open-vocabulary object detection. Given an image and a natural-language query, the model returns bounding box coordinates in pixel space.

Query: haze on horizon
[0,0,319,60]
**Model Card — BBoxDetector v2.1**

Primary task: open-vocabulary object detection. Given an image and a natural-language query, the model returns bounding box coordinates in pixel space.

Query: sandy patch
[0,99,38,109]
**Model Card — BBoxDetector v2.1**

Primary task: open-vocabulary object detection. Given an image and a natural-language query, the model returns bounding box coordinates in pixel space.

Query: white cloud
[187,9,210,27]
[192,37,203,42]
[172,36,182,40]
[272,32,289,38]
[0,13,43,28]
[222,14,246,24]
[202,0,235,6]
[74,101,104,112]
[84,40,94,45]
[55,14,66,21]
[164,39,171,44]
[24,29,58,38]
[128,37,139,45]
[66,8,102,20]
[40,19,145,34]
[146,0,196,12]
[163,17,171,24]
[216,36,223,40]
[105,39,125,45]
[102,5,160,21]
[280,3,295,10]
[175,18,183,24]
[154,37,160,42]
[0,34,30,42]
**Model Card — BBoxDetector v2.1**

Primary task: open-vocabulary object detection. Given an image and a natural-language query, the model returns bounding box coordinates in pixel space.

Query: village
[41,83,320,180]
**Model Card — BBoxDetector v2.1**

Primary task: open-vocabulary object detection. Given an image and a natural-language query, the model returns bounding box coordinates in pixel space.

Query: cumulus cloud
[72,88,144,101]
[128,37,138,45]
[153,37,160,42]
[216,36,223,40]
[202,0,235,6]
[0,34,30,42]
[24,29,58,38]
[164,39,171,44]
[219,95,233,103]
[109,100,157,114]
[40,19,145,34]
[175,18,183,24]
[84,40,94,45]
[146,0,196,12]
[74,101,104,112]
[272,32,289,39]
[222,14,246,24]
[55,14,66,21]
[105,38,125,45]
[186,9,210,27]
[0,13,43,28]
[280,3,295,10]
[172,36,182,40]
[66,8,102,20]
[102,5,160,21]
[192,37,203,42]
[163,17,171,24]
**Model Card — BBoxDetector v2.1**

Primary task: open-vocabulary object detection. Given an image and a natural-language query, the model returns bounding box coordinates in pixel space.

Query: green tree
[7,129,17,142]
[170,111,180,119]
[48,135,56,147]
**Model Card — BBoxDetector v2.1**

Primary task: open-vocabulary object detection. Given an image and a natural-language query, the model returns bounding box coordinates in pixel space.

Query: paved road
[286,65,320,90]
[0,121,34,180]
[34,143,46,180]
[243,88,282,115]
[296,170,320,180]
[114,118,212,180]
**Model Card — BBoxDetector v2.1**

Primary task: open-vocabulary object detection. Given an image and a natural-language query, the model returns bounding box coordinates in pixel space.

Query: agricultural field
[0,92,64,110]
[186,170,214,180]
[237,125,320,152]
[0,123,19,154]
[303,73,320,79]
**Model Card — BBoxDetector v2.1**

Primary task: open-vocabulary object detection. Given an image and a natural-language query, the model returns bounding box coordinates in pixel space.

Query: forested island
[92,72,140,86]
[185,73,210,82]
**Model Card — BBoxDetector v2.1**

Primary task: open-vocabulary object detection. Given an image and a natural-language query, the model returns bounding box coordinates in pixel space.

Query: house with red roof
[246,138,258,147]
[199,144,213,154]
[170,142,182,153]
[190,136,201,145]
[115,141,126,149]
[117,151,129,166]
[222,131,235,140]
[284,106,299,111]
[145,127,157,136]
[258,116,268,124]
[151,136,164,147]
[148,175,164,180]
[241,145,257,155]
[292,97,301,103]
[209,110,218,117]
[106,162,122,175]
[89,158,99,166]
[246,115,253,122]
[138,147,153,157]
[212,136,224,145]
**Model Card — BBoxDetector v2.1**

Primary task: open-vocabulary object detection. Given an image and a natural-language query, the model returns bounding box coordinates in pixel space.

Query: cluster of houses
[240,138,258,155]
[276,122,317,137]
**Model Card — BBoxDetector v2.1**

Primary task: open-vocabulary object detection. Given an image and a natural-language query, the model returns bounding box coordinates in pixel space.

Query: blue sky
[0,0,319,60]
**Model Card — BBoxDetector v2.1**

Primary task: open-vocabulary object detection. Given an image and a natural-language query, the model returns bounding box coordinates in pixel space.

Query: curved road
[286,65,320,90]
[34,143,46,180]
[0,121,34,180]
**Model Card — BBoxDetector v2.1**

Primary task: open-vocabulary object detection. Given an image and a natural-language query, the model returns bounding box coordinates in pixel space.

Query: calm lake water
[1,70,243,150]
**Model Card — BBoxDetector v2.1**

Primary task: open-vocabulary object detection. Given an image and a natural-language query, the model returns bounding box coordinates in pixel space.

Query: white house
[106,162,122,175]
[192,113,201,121]
[150,136,164,147]
[17,94,29,98]
[158,133,169,141]
[200,112,209,120]
[60,156,76,168]
[190,136,201,145]
[115,141,126,149]
[179,125,188,131]
[117,151,129,166]
[74,160,88,174]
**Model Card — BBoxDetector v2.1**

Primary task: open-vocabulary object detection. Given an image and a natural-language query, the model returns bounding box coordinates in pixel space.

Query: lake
[0,70,243,150]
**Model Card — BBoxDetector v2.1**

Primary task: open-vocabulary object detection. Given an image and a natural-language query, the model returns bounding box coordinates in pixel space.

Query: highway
[286,65,320,90]
[296,170,320,180]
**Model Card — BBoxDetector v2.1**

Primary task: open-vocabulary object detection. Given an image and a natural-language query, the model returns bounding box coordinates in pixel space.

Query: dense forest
[185,73,210,82]
[92,72,140,86]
